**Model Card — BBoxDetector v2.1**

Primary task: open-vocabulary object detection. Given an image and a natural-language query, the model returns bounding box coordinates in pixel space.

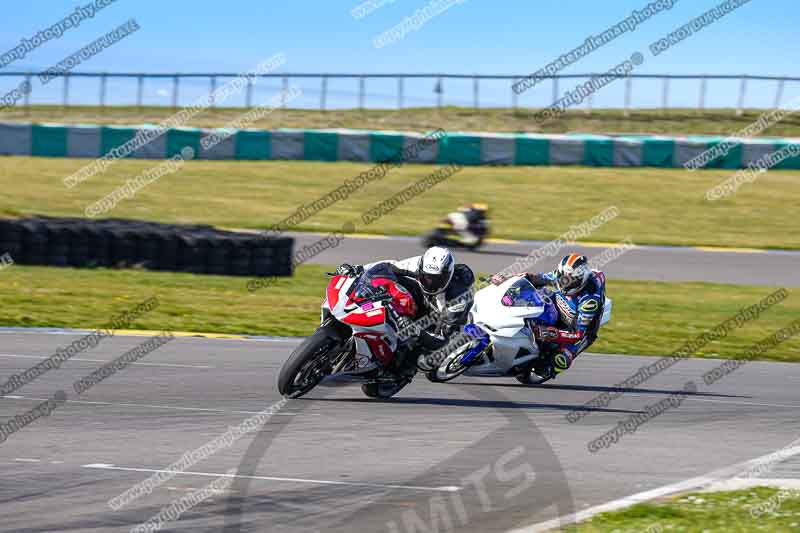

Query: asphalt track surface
[2,331,800,532]
[289,232,800,287]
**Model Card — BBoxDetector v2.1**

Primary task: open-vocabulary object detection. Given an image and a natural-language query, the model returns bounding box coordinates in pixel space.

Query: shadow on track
[224,383,580,532]
[305,395,643,415]
[450,381,752,399]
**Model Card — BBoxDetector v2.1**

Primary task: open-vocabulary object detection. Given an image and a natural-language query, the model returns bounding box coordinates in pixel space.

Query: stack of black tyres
[0,219,21,263]
[0,216,293,277]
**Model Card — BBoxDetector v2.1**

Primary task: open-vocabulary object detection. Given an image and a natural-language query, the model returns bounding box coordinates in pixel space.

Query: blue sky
[1,0,796,109]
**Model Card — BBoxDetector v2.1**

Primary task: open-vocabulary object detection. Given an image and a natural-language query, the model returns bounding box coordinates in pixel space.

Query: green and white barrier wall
[1,122,799,169]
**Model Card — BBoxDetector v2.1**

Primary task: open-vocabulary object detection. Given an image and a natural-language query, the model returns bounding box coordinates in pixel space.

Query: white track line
[81,464,461,493]
[511,441,800,532]
[0,353,213,369]
[0,395,297,416]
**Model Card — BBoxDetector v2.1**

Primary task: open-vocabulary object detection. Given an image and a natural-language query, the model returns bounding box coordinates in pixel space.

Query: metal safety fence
[1,71,799,115]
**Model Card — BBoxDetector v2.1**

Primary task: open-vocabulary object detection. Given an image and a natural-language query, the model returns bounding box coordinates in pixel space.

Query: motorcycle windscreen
[501,278,543,307]
[350,263,396,300]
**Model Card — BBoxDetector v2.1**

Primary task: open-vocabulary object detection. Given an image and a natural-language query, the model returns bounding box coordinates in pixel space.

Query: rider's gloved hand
[535,325,560,340]
[489,273,507,285]
[336,263,363,277]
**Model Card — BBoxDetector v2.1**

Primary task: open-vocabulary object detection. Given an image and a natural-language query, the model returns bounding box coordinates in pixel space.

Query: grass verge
[2,157,798,249]
[4,106,800,137]
[1,265,798,361]
[568,487,800,532]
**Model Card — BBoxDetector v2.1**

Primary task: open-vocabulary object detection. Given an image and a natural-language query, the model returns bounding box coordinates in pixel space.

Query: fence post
[24,73,31,116]
[209,75,217,108]
[624,76,632,117]
[282,76,288,108]
[774,78,785,109]
[437,76,443,108]
[99,73,107,111]
[136,75,144,109]
[624,76,633,117]
[698,76,706,111]
[279,86,289,108]
[172,75,179,110]
[552,77,558,105]
[661,77,669,114]
[246,77,253,108]
[473,76,479,109]
[511,82,517,111]
[736,76,747,116]
[321,75,327,111]
[359,76,365,110]
[62,73,70,107]
[397,76,404,109]
[586,91,593,115]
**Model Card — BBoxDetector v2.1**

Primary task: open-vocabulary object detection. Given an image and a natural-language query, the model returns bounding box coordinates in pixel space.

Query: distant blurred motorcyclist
[448,203,489,247]
[422,203,489,250]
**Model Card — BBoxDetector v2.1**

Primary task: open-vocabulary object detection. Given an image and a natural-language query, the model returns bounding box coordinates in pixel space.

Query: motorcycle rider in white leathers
[335,246,474,374]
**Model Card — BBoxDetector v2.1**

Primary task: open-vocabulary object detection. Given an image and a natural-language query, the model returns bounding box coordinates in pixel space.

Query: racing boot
[384,334,420,378]
[552,348,574,377]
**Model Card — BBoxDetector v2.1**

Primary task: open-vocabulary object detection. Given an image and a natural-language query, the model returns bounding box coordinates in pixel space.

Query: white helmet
[556,254,592,296]
[418,246,454,294]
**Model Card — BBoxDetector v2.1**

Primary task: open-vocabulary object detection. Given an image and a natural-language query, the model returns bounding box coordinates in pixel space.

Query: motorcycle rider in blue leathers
[491,254,606,377]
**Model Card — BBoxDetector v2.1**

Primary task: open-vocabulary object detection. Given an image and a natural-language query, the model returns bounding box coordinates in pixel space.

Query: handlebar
[326,271,361,278]
[367,292,393,304]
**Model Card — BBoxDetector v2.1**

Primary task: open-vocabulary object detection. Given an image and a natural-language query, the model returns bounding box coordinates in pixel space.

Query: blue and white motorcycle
[426,274,612,385]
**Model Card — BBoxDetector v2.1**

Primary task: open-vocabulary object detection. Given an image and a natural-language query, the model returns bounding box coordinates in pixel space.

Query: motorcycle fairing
[322,269,407,366]
[461,276,551,375]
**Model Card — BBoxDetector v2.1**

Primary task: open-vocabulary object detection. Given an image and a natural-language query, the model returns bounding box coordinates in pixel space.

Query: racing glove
[534,325,583,344]
[535,325,560,340]
[489,273,507,285]
[336,263,363,277]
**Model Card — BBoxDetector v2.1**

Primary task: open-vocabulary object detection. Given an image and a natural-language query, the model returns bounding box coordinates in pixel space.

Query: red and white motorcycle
[277,263,420,399]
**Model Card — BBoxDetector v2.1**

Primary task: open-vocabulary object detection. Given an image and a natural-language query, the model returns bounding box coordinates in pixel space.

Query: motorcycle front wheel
[277,326,343,398]
[426,340,478,383]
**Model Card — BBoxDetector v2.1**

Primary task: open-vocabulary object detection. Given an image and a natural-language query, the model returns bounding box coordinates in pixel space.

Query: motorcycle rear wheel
[277,326,341,398]
[421,229,445,248]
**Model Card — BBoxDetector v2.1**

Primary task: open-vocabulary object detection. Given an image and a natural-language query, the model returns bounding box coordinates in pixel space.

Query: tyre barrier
[0,216,293,277]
